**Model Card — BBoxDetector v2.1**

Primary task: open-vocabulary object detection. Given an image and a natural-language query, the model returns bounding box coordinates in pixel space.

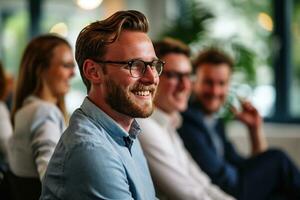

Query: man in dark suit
[178,48,300,200]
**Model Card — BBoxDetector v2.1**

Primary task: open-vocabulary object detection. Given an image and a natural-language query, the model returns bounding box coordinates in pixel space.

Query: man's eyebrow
[130,57,159,61]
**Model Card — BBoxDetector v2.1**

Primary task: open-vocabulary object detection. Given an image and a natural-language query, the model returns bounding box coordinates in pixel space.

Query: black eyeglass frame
[161,70,192,82]
[94,59,165,78]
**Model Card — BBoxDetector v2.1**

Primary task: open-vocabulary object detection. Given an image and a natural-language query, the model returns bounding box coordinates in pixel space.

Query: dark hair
[0,61,6,100]
[193,48,234,71]
[12,34,71,121]
[75,10,149,92]
[153,37,190,59]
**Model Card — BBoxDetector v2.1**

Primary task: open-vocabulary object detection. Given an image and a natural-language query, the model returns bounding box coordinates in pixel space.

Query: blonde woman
[7,34,75,199]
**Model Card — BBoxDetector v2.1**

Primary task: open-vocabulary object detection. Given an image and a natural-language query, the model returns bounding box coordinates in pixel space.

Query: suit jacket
[178,100,246,196]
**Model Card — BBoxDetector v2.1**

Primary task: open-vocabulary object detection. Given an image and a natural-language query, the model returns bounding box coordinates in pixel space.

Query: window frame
[266,0,300,123]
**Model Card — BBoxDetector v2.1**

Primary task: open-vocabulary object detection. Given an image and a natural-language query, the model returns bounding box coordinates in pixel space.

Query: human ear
[83,59,102,84]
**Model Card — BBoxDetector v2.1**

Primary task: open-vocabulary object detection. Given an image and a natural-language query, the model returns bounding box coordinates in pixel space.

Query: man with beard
[137,38,234,200]
[40,10,163,200]
[179,48,300,200]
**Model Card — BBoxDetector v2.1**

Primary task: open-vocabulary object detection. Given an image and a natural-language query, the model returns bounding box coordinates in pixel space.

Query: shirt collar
[80,97,141,144]
[203,114,218,129]
[128,119,141,139]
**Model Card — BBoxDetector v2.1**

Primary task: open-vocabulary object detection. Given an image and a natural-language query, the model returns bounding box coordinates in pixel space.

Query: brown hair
[75,10,149,92]
[194,48,234,71]
[12,34,71,121]
[0,61,6,100]
[153,37,190,59]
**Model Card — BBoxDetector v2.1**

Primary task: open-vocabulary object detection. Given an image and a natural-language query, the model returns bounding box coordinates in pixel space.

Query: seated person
[137,38,234,200]
[7,35,75,200]
[40,10,159,200]
[179,48,300,200]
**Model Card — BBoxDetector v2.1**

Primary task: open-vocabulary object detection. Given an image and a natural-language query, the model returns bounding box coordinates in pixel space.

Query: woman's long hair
[12,34,71,123]
[0,61,7,101]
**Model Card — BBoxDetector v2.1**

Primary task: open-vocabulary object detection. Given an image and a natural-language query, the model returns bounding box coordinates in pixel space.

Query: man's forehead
[103,31,150,50]
[103,31,156,61]
[115,30,151,43]
[197,63,231,73]
[163,53,191,71]
[196,63,231,80]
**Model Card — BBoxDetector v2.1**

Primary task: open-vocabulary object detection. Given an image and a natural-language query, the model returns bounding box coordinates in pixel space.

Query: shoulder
[136,118,165,141]
[0,101,10,118]
[67,108,105,139]
[33,102,63,129]
[65,140,121,170]
[61,134,125,183]
[33,100,62,119]
[0,101,12,139]
[17,98,63,121]
[182,105,201,120]
[14,98,64,132]
[60,108,116,153]
[180,105,207,132]
[137,118,161,133]
[136,117,176,156]
[49,110,124,180]
[44,139,127,199]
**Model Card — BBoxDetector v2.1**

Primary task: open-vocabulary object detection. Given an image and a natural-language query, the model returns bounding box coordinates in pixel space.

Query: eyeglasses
[162,70,192,82]
[94,59,165,78]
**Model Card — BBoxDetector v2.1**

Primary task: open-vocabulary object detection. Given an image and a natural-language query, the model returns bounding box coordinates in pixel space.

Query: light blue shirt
[203,115,224,157]
[40,97,156,200]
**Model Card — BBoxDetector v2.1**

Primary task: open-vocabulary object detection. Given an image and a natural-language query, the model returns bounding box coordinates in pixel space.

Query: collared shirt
[40,97,156,200]
[203,115,224,157]
[137,108,235,200]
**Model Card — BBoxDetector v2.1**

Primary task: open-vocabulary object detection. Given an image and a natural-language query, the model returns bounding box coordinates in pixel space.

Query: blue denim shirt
[40,97,156,200]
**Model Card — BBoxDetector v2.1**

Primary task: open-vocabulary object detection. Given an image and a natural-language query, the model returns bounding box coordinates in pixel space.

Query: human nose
[210,84,223,95]
[140,65,157,84]
[177,75,191,91]
[69,67,75,78]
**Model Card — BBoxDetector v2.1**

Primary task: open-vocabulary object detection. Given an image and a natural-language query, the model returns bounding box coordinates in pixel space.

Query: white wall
[227,121,300,167]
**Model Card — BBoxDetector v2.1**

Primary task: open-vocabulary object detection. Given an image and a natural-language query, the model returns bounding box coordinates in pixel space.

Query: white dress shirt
[137,108,235,200]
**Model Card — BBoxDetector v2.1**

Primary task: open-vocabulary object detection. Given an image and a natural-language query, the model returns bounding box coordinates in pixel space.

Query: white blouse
[8,96,65,180]
[0,101,12,159]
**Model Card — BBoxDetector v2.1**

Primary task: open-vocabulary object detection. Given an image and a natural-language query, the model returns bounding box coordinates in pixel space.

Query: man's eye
[63,63,75,68]
[169,74,177,78]
[123,65,131,70]
[132,61,144,69]
[168,72,180,78]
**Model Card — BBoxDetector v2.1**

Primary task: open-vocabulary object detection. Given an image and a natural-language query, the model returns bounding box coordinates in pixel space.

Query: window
[193,0,274,118]
[291,0,300,118]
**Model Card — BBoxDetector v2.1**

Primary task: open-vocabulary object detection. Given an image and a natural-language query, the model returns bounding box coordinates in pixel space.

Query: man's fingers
[229,105,239,117]
[239,99,258,113]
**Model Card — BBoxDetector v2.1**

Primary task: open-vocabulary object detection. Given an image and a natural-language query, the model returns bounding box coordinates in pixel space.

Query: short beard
[104,78,155,118]
[198,95,222,115]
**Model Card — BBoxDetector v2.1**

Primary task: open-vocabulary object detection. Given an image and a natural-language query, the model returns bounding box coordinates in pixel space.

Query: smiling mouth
[134,90,151,96]
[175,91,189,98]
[132,85,156,97]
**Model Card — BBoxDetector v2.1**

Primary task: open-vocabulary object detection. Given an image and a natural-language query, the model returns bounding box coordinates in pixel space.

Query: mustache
[204,94,223,98]
[131,84,156,93]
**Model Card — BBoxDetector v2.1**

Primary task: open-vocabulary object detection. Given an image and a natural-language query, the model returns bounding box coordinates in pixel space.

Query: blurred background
[0,0,299,163]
